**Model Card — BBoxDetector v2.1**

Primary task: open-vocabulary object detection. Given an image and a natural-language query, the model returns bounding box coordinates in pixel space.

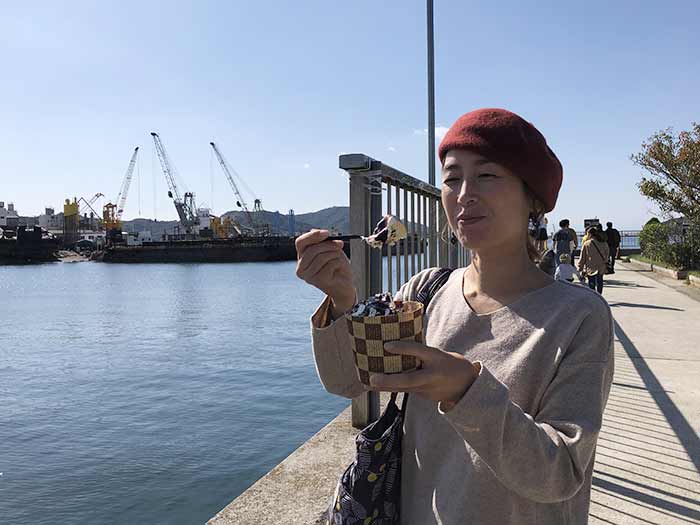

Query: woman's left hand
[369,341,480,410]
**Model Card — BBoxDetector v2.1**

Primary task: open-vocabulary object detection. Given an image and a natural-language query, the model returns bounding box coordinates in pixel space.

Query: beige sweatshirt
[578,239,610,276]
[310,267,614,524]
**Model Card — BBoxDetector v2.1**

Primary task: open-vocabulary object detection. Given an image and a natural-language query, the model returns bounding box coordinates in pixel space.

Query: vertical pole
[410,191,416,276]
[386,181,393,294]
[427,0,436,187]
[349,171,378,428]
[429,198,437,268]
[423,194,428,269]
[403,189,409,280]
[396,185,402,292]
[416,194,422,272]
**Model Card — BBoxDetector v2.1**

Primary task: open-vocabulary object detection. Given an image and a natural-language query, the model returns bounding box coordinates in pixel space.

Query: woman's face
[441,149,531,254]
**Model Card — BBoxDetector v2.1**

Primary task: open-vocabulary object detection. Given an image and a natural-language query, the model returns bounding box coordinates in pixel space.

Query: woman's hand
[295,229,357,314]
[369,341,480,410]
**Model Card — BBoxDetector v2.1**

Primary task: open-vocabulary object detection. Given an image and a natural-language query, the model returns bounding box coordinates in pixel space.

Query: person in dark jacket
[605,222,621,273]
[552,220,572,266]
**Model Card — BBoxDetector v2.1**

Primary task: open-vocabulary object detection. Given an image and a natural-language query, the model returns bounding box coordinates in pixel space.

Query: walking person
[605,222,621,274]
[564,219,578,265]
[296,108,614,524]
[552,219,573,266]
[555,253,583,283]
[530,214,549,253]
[578,227,610,294]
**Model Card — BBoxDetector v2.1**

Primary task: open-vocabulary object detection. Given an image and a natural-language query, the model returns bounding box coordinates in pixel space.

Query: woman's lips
[457,216,485,226]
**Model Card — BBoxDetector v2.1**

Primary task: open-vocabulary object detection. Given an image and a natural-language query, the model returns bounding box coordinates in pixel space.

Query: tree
[631,123,700,223]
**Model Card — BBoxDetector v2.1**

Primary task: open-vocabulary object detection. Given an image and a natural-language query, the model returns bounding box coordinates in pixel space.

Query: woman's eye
[478,173,497,179]
[443,177,460,184]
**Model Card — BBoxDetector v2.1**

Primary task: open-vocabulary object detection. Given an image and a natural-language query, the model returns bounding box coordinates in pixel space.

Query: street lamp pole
[427,0,436,186]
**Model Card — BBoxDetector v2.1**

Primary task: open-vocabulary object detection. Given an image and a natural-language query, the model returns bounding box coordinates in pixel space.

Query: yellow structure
[103,202,120,233]
[63,197,80,246]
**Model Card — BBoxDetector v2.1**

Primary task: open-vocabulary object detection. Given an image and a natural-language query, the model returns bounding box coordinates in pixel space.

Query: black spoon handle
[326,235,362,241]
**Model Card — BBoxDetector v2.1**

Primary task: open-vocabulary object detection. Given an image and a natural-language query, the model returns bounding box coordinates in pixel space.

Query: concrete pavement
[589,262,700,524]
[209,262,700,524]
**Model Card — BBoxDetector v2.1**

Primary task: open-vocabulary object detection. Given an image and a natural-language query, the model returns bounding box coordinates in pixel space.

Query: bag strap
[397,268,455,414]
[415,268,454,307]
[591,240,605,261]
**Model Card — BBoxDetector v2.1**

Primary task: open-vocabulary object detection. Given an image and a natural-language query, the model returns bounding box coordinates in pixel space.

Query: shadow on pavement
[590,321,700,523]
[609,302,684,312]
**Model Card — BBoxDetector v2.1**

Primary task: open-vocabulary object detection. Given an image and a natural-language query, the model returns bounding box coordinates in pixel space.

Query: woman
[296,108,614,524]
[578,227,610,294]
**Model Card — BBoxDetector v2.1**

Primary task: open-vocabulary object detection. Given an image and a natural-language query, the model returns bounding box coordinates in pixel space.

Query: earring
[450,232,457,245]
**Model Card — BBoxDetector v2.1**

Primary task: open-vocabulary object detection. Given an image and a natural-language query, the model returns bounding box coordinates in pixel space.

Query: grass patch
[690,270,700,278]
[630,255,659,266]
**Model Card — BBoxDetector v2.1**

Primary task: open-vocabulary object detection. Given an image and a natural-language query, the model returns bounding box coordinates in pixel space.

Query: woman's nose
[457,179,477,205]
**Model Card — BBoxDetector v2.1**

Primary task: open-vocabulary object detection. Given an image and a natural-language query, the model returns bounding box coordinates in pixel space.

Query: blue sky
[2,1,698,230]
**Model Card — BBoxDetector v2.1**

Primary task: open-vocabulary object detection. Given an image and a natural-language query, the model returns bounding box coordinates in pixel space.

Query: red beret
[438,108,563,212]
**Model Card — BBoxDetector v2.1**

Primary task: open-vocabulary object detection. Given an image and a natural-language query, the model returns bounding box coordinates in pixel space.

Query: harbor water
[0,261,349,524]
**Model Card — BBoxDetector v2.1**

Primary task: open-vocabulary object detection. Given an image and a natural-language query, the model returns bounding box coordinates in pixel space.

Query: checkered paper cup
[345,300,424,386]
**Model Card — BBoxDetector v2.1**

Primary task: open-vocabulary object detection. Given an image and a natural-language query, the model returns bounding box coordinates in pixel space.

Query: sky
[1,0,699,230]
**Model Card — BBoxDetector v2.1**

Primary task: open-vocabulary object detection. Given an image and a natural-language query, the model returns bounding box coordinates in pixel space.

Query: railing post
[342,155,380,429]
[340,153,447,428]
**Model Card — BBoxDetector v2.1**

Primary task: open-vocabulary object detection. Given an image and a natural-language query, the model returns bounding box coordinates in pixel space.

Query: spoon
[326,214,408,248]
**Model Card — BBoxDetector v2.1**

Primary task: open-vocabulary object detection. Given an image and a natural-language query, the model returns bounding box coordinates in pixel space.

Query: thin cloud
[387,146,396,152]
[303,163,311,169]
[413,126,449,140]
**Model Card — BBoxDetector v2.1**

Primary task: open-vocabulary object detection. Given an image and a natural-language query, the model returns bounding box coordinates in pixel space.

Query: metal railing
[340,153,470,428]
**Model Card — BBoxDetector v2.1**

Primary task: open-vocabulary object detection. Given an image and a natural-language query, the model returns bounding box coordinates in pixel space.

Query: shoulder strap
[395,268,453,415]
[591,240,605,260]
[415,268,454,308]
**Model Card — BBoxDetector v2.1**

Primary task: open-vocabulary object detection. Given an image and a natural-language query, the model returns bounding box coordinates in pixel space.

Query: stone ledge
[209,393,393,525]
[629,257,688,279]
[690,274,700,288]
[208,406,353,525]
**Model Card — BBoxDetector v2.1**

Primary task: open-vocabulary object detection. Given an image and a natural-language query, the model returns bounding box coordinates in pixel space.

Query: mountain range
[122,206,350,237]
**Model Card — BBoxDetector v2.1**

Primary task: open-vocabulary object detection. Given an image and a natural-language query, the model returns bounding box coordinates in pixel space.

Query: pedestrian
[605,221,621,273]
[555,253,583,283]
[296,108,614,524]
[578,227,610,294]
[552,219,573,266]
[564,219,578,265]
[537,216,549,252]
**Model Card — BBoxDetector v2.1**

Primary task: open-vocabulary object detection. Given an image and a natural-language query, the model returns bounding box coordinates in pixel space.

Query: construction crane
[209,141,268,235]
[79,193,104,215]
[77,194,103,229]
[103,147,139,236]
[151,132,199,234]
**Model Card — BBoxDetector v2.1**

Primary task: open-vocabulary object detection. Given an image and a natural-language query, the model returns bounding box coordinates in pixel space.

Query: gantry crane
[103,147,139,239]
[209,142,269,235]
[151,132,199,234]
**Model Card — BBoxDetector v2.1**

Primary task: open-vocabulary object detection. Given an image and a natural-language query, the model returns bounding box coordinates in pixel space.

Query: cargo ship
[94,235,304,263]
[0,226,60,264]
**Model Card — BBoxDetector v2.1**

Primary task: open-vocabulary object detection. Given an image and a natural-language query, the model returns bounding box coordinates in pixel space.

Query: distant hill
[122,206,350,236]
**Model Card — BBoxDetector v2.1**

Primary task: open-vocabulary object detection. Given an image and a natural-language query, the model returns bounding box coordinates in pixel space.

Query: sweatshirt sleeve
[310,268,441,399]
[577,244,588,272]
[439,297,614,503]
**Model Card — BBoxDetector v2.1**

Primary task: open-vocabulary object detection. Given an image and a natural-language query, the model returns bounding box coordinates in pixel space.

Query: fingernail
[384,342,395,350]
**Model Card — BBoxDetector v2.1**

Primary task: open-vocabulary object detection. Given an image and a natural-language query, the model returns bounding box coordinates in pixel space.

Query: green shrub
[639,221,699,270]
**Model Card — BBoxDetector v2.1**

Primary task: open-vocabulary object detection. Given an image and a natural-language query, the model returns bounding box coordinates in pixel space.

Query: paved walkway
[209,262,700,524]
[590,262,700,524]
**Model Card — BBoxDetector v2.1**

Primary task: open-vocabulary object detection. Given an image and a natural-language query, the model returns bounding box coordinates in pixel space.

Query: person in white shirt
[554,253,583,283]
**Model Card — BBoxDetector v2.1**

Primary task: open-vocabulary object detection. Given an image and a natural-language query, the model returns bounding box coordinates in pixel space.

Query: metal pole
[427,0,436,187]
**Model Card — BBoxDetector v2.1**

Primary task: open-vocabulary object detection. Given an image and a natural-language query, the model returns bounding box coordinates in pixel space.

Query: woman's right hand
[295,229,357,315]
